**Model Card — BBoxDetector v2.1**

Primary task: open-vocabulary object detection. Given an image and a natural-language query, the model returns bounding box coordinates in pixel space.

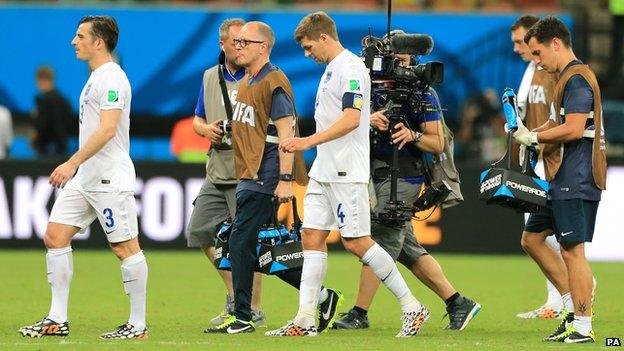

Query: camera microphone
[390,34,434,55]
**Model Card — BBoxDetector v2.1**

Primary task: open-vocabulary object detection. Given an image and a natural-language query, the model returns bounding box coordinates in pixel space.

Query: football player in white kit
[19,15,148,340]
[266,12,429,337]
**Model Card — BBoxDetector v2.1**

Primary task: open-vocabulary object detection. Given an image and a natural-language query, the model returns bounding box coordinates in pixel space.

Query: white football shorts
[302,178,371,238]
[49,189,138,243]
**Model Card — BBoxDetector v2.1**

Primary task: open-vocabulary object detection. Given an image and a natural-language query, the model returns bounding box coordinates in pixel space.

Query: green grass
[0,250,621,350]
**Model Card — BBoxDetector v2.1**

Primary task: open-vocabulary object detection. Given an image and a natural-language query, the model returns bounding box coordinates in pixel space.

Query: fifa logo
[528,85,546,104]
[232,100,256,127]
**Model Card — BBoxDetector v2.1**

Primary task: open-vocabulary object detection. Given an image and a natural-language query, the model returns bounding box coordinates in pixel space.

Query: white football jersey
[66,61,135,192]
[308,49,371,183]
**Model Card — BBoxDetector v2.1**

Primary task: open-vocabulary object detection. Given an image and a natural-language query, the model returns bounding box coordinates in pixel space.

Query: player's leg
[270,266,338,332]
[556,200,598,343]
[342,234,429,337]
[336,181,428,337]
[528,160,565,317]
[19,189,93,338]
[543,235,565,310]
[519,229,568,316]
[518,207,573,321]
[333,213,405,330]
[265,228,330,337]
[266,179,335,336]
[91,192,148,340]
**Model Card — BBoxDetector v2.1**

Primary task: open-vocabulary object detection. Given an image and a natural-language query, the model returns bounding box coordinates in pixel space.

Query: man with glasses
[186,18,269,330]
[204,21,341,335]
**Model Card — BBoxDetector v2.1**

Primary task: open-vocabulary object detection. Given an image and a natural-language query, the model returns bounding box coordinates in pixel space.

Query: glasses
[233,38,265,48]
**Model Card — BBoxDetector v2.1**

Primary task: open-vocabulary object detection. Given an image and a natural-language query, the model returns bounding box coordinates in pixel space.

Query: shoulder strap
[218,65,234,121]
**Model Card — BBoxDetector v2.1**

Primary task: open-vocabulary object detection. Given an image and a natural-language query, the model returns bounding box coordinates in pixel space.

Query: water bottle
[502,88,518,131]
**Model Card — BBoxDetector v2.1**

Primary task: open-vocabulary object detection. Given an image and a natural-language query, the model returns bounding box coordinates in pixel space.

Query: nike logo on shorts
[560,231,573,237]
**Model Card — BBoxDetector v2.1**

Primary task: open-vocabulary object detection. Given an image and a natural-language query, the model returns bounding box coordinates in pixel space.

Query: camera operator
[334,52,480,331]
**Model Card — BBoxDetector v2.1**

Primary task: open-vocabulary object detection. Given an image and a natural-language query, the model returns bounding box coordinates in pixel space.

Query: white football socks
[121,251,148,331]
[573,315,592,335]
[545,279,563,308]
[361,243,420,313]
[561,292,574,315]
[46,246,73,323]
[294,250,327,327]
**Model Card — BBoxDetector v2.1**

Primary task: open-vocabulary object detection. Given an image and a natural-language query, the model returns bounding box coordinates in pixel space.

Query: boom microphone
[390,34,434,55]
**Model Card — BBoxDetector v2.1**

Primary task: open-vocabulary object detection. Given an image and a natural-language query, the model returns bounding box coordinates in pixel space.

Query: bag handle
[270,196,302,230]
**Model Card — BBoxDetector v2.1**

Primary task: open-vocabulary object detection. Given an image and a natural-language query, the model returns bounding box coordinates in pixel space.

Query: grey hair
[219,18,246,40]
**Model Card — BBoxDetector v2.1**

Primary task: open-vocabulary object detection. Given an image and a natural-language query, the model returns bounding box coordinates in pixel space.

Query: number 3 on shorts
[103,208,115,228]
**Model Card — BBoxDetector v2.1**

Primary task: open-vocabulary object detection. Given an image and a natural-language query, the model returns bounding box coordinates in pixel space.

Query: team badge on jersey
[324,71,332,84]
[107,90,119,103]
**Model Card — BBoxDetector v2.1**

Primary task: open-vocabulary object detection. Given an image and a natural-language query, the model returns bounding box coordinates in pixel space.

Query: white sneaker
[516,304,563,319]
[396,305,430,337]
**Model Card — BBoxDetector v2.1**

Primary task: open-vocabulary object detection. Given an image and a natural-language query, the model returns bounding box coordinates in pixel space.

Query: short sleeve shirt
[372,86,441,161]
[308,49,371,183]
[550,60,601,201]
[194,67,245,119]
[237,63,295,195]
[66,62,135,192]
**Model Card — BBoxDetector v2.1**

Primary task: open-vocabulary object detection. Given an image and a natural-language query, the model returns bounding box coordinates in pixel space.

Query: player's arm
[305,107,361,148]
[49,109,120,188]
[280,95,362,153]
[535,113,588,143]
[275,116,295,174]
[515,76,593,146]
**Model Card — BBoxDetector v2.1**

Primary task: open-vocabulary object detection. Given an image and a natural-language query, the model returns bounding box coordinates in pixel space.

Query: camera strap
[218,64,234,122]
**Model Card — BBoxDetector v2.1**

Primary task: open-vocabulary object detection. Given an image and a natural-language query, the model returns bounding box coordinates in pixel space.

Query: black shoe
[333,308,370,330]
[317,288,343,332]
[544,312,574,342]
[204,316,255,334]
[445,297,481,330]
[564,329,595,343]
[19,317,69,338]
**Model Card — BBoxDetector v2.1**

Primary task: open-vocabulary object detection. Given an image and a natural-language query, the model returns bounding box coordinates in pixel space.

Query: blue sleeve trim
[563,75,594,114]
[419,90,442,122]
[342,92,363,111]
[270,87,295,121]
[194,84,205,119]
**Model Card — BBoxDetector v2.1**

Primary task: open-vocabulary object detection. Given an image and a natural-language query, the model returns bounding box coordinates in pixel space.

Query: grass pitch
[1,250,621,350]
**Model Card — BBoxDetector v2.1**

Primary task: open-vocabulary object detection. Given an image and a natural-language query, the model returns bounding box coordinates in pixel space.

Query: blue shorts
[524,199,599,243]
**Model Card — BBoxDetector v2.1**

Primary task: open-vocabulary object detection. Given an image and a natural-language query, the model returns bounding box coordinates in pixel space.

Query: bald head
[245,21,275,53]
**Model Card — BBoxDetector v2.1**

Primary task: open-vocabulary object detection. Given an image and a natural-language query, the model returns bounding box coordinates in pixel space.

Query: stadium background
[1,0,622,259]
[0,0,623,349]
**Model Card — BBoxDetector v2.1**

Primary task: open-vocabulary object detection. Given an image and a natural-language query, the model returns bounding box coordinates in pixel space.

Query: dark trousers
[230,190,303,321]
